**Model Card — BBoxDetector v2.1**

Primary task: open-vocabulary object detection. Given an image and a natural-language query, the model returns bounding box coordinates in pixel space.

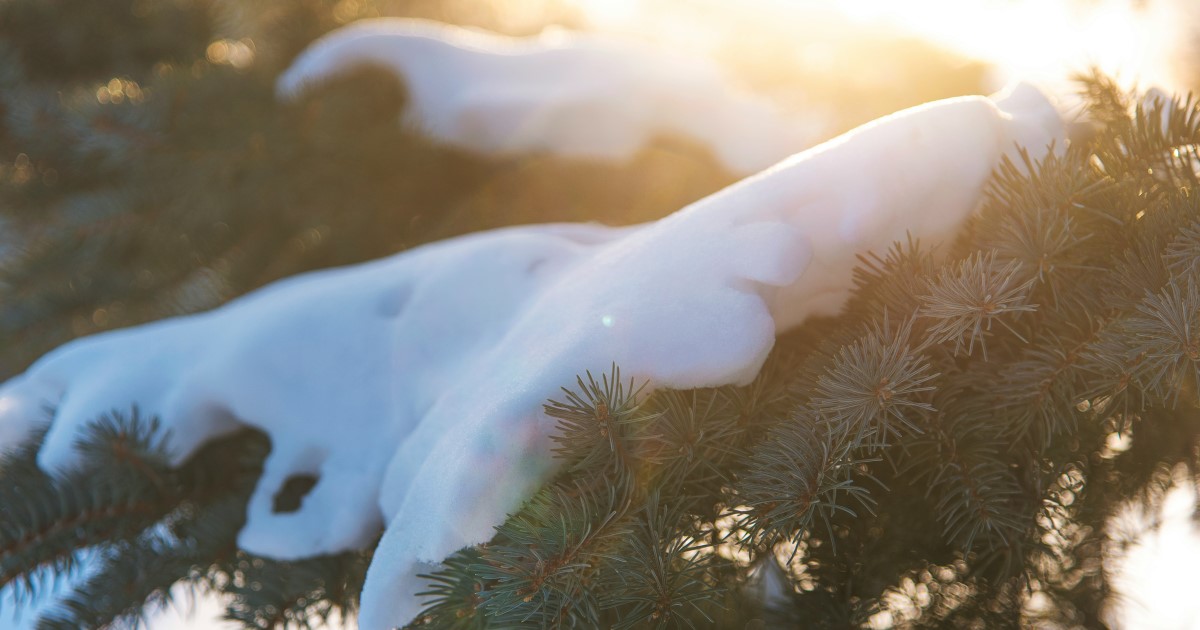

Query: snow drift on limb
[276,18,822,175]
[359,83,1065,627]
[0,84,1064,628]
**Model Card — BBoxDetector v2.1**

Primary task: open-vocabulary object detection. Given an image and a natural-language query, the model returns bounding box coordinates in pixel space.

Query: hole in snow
[272,474,319,513]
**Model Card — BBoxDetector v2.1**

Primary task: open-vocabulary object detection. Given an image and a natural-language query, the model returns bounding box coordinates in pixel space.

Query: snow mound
[0,85,1064,629]
[276,18,822,174]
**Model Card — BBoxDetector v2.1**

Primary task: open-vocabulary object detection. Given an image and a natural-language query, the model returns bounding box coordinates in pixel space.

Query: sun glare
[567,0,1193,92]
[831,0,1185,88]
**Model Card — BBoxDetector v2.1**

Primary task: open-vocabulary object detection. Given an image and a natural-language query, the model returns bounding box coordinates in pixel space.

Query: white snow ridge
[276,18,823,175]
[0,71,1063,627]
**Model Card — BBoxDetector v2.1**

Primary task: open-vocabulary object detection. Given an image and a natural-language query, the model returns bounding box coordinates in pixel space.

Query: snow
[0,83,1063,628]
[275,18,823,175]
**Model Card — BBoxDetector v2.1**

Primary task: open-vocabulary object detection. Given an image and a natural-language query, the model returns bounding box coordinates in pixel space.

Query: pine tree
[4,1,1198,628]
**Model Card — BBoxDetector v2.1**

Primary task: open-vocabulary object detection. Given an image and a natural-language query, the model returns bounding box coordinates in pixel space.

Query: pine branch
[0,413,179,599]
[904,399,1030,578]
[810,315,937,447]
[849,236,936,317]
[0,411,269,627]
[413,549,489,630]
[990,326,1094,448]
[415,354,800,628]
[35,493,248,630]
[471,482,628,628]
[1124,276,1200,404]
[223,550,371,630]
[734,410,878,550]
[1165,218,1200,279]
[919,253,1038,359]
[600,495,719,629]
[643,388,745,493]
[544,365,657,488]
[1085,77,1200,195]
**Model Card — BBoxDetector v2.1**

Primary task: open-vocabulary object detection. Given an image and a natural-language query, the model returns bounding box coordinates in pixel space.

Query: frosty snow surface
[0,21,1064,629]
[276,18,823,175]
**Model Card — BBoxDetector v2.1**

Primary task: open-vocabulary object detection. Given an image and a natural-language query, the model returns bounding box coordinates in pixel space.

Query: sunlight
[1105,467,1200,627]
[574,0,642,23]
[567,0,1193,91]
[828,0,1184,88]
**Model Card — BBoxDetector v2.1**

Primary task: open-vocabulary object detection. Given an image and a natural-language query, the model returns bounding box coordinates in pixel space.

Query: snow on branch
[276,18,824,175]
[0,67,1063,626]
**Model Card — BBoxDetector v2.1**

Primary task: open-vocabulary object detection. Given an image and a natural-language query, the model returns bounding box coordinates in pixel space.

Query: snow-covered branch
[277,18,823,175]
[0,26,1064,624]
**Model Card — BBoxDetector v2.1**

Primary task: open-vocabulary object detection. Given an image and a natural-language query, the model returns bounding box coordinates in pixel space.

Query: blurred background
[0,0,1197,627]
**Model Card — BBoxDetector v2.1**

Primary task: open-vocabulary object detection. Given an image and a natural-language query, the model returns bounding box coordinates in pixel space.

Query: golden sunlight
[567,0,1194,91]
